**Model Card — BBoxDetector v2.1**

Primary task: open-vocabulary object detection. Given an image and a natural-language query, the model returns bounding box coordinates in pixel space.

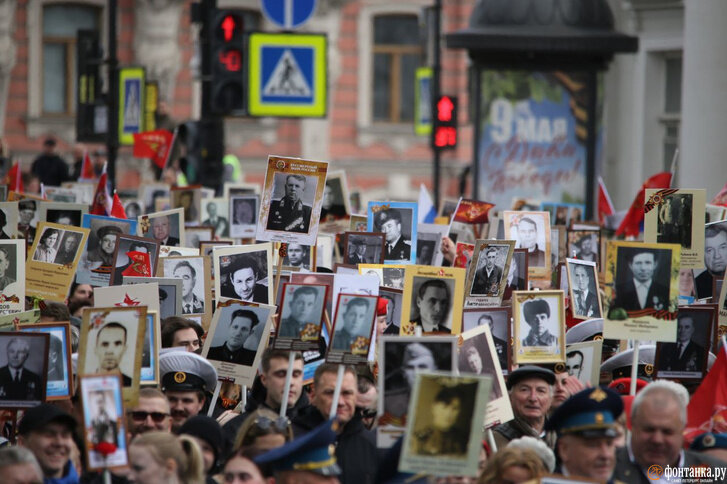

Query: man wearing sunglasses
[126,387,172,438]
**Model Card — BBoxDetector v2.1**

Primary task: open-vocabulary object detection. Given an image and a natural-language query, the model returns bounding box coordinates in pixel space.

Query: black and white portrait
[409,276,455,333]
[230,195,258,238]
[564,340,602,387]
[0,203,18,239]
[172,188,201,225]
[382,267,405,290]
[612,247,672,312]
[46,209,82,227]
[17,199,39,243]
[53,230,83,265]
[140,210,183,247]
[32,227,64,264]
[266,173,317,234]
[370,205,415,263]
[330,295,376,353]
[656,309,712,379]
[0,333,49,407]
[124,201,143,219]
[416,239,436,266]
[320,175,348,222]
[142,185,170,215]
[518,297,560,348]
[380,288,403,335]
[184,226,213,249]
[19,324,72,400]
[0,243,18,292]
[202,198,229,238]
[219,250,270,304]
[344,232,384,265]
[462,309,509,372]
[282,243,312,270]
[458,334,503,399]
[567,260,602,319]
[205,306,268,367]
[657,193,693,248]
[568,231,599,264]
[470,245,508,297]
[505,211,549,269]
[164,258,205,315]
[111,236,160,285]
[277,284,327,340]
[505,249,528,295]
[80,375,128,470]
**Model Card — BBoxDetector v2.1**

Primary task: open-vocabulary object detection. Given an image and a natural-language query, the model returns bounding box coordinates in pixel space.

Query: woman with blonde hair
[478,445,548,484]
[233,408,293,453]
[128,431,205,484]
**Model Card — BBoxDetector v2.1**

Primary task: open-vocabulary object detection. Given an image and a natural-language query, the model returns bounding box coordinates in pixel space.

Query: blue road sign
[260,0,317,30]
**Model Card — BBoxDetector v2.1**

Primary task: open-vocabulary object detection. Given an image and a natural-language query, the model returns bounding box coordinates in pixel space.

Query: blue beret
[691,432,727,451]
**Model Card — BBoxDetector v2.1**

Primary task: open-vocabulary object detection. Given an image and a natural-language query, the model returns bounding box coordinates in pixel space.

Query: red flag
[133,130,174,169]
[685,344,727,444]
[711,181,727,207]
[110,192,127,219]
[79,151,94,181]
[5,162,22,193]
[615,172,672,237]
[597,176,615,225]
[453,199,494,224]
[89,164,112,216]
[121,251,151,277]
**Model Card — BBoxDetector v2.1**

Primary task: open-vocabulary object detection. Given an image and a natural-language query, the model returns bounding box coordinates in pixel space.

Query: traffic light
[431,95,458,151]
[76,29,105,142]
[209,10,244,115]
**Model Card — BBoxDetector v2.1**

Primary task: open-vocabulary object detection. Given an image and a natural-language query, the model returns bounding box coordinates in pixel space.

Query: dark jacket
[612,446,727,484]
[658,340,706,373]
[31,153,69,187]
[266,198,312,233]
[572,289,601,318]
[0,366,42,401]
[384,237,410,261]
[492,416,557,450]
[614,279,670,311]
[292,406,378,484]
[471,265,503,296]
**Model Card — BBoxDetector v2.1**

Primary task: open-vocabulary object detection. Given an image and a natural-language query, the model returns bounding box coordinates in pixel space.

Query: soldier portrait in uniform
[383,267,405,289]
[0,243,17,292]
[379,288,403,335]
[230,195,258,238]
[567,230,600,265]
[330,295,376,354]
[276,284,327,341]
[656,192,693,248]
[458,335,503,400]
[656,309,712,379]
[461,308,510,373]
[566,259,602,320]
[320,172,349,222]
[77,215,137,286]
[80,374,129,470]
[519,298,559,347]
[0,202,19,239]
[266,173,315,234]
[513,290,566,364]
[368,202,418,264]
[0,333,48,407]
[343,232,384,265]
[282,243,313,270]
[19,323,73,400]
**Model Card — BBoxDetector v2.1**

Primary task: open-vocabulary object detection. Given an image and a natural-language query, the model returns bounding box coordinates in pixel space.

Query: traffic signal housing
[431,95,458,151]
[209,10,245,115]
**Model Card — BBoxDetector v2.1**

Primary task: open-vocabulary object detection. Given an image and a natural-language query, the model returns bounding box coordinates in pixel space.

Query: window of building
[42,4,101,115]
[660,54,682,170]
[372,15,422,123]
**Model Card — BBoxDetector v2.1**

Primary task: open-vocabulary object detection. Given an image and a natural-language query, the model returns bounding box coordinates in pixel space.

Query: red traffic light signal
[431,95,458,151]
[221,15,237,41]
[216,13,242,42]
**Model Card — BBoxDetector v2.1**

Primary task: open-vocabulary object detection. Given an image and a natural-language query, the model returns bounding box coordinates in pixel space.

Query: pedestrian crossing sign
[118,67,145,145]
[248,33,327,117]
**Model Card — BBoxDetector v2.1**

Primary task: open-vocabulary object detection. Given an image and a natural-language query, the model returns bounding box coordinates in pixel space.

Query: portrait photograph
[274,242,314,271]
[79,374,128,471]
[327,293,378,364]
[201,197,230,238]
[462,308,510,373]
[26,222,90,302]
[17,198,39,243]
[109,234,160,285]
[138,208,185,248]
[377,336,456,448]
[466,240,515,301]
[567,229,600,267]
[564,340,603,387]
[256,155,329,246]
[502,210,552,279]
[123,199,143,219]
[458,325,513,427]
[343,231,384,265]
[41,186,78,203]
[289,272,334,323]
[170,186,202,225]
[379,288,403,336]
[644,188,706,269]
[0,239,24,314]
[0,332,49,408]
[0,201,19,239]
[513,290,566,364]
[551,225,567,269]
[400,266,466,335]
[359,264,406,290]
[541,202,585,227]
[655,307,715,380]
[399,372,490,477]
[367,201,418,265]
[201,300,275,385]
[566,259,603,320]
[320,170,351,222]
[183,225,214,249]
[38,201,88,228]
[229,195,259,238]
[214,243,273,307]
[417,223,449,267]
[224,181,261,199]
[603,241,681,342]
[274,283,328,350]
[77,214,138,286]
[161,256,210,326]
[504,248,529,300]
[77,306,147,402]
[141,183,170,214]
[17,322,73,400]
[122,277,182,320]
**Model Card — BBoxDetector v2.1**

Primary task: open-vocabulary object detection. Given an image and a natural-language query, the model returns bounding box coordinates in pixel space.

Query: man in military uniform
[331,297,371,351]
[547,387,623,482]
[0,338,42,401]
[0,246,16,291]
[160,350,218,431]
[207,309,259,366]
[521,298,559,347]
[470,247,503,296]
[279,286,320,338]
[412,385,467,457]
[266,174,312,233]
[374,208,411,261]
[347,237,368,264]
[478,314,508,371]
[90,391,118,446]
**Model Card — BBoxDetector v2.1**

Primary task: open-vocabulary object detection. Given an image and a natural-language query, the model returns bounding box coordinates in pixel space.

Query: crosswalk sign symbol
[248,33,327,118]
[118,66,145,145]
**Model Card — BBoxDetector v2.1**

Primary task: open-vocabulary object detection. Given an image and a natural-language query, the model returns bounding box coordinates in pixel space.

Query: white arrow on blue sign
[260,0,317,30]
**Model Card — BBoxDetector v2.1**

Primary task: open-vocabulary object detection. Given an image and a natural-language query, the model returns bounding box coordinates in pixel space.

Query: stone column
[679,0,727,197]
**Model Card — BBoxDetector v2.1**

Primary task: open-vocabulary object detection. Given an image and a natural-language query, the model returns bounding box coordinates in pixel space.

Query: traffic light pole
[431,0,442,211]
[106,0,118,189]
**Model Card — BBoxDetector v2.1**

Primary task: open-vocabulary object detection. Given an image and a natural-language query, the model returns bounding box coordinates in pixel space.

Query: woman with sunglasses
[233,408,293,453]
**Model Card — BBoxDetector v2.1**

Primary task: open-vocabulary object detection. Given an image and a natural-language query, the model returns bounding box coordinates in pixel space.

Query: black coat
[31,154,69,187]
[614,279,670,311]
[658,340,705,373]
[0,366,42,401]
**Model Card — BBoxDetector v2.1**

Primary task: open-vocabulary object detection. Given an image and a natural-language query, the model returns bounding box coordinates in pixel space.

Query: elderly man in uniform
[521,298,559,347]
[547,387,623,482]
[159,350,218,432]
[374,208,410,261]
[267,174,312,233]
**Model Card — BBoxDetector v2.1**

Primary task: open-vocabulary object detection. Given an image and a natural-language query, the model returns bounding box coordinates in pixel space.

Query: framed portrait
[123,199,143,219]
[17,198,40,244]
[224,181,261,199]
[567,228,600,268]
[540,201,585,227]
[78,215,139,286]
[229,195,259,238]
[0,201,19,239]
[399,371,491,477]
[654,306,715,381]
[122,277,183,320]
[38,201,88,227]
[183,225,214,249]
[0,332,49,408]
[274,283,328,350]
[565,259,603,320]
[462,307,511,373]
[644,188,706,269]
[0,239,24,314]
[201,300,275,386]
[557,263,569,292]
[379,287,403,336]
[458,325,513,428]
[417,223,448,267]
[453,242,474,269]
[214,243,273,306]
[320,170,351,222]
[290,272,334,321]
[438,198,460,221]
[343,232,384,265]
[79,374,129,471]
[603,241,681,342]
[327,293,377,364]
[358,264,406,290]
[170,186,202,226]
[26,222,89,302]
[315,233,334,270]
[705,204,727,224]
[564,340,603,387]
[502,210,552,279]
[331,272,380,321]
[41,186,78,203]
[400,265,466,335]
[550,225,565,268]
[17,322,73,400]
[256,155,329,245]
[109,234,160,286]
[199,197,230,238]
[200,240,233,282]
[466,240,515,303]
[377,336,456,449]
[141,183,170,214]
[367,201,418,265]
[349,214,368,233]
[274,242,316,271]
[138,208,185,248]
[513,290,566,364]
[160,256,212,328]
[503,248,529,300]
[78,306,147,402]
